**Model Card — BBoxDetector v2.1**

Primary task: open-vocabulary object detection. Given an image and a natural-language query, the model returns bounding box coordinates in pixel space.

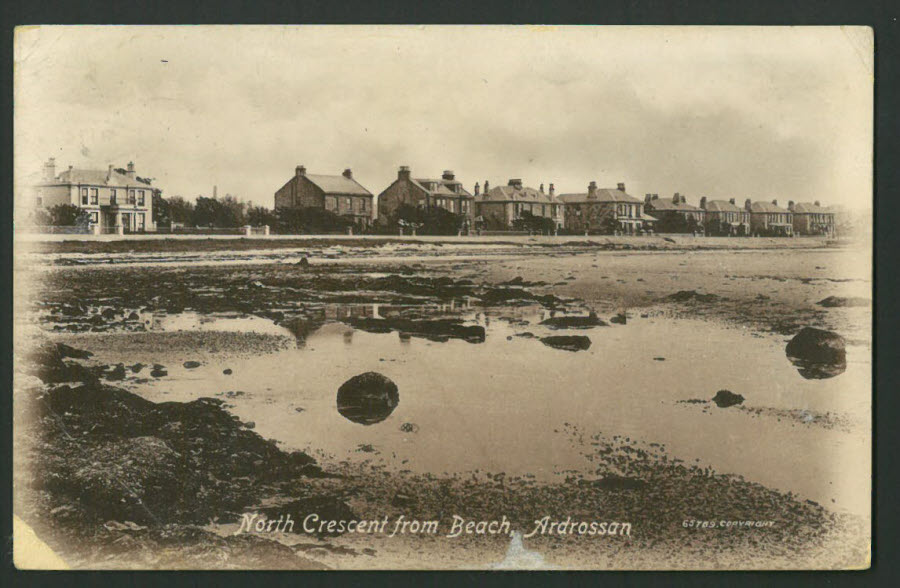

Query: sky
[14,25,873,210]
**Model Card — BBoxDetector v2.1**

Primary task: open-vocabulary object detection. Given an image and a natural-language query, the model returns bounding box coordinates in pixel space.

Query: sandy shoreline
[13,242,871,569]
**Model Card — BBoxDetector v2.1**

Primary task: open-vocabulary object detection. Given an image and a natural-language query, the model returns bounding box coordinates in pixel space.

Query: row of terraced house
[25,158,837,237]
[274,164,836,237]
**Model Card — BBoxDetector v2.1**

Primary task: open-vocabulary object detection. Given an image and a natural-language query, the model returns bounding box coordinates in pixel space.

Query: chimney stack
[42,158,57,181]
[442,170,455,181]
[549,183,555,197]
[588,181,598,198]
[484,180,490,192]
[645,194,652,204]
[788,200,795,211]
[213,185,218,199]
[343,168,353,179]
[814,200,821,206]
[745,199,752,211]
[617,182,626,192]
[771,199,778,206]
[700,196,707,210]
[398,165,411,181]
[107,164,114,180]
[126,161,136,179]
[673,192,680,203]
[295,165,306,177]
[508,179,523,190]
[729,198,736,205]
[540,183,544,193]
[474,182,480,196]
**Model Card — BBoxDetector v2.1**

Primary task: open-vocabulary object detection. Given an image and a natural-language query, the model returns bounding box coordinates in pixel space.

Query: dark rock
[127,312,141,321]
[105,364,127,381]
[56,343,93,359]
[610,313,627,325]
[28,342,101,384]
[130,363,145,373]
[183,361,202,369]
[515,332,536,339]
[540,313,606,329]
[540,335,592,352]
[101,308,117,319]
[150,367,168,378]
[653,357,666,361]
[336,372,399,425]
[816,296,869,308]
[223,368,233,375]
[712,390,745,408]
[399,422,419,433]
[244,421,256,429]
[346,317,485,343]
[785,327,847,380]
[664,290,720,303]
[297,257,310,268]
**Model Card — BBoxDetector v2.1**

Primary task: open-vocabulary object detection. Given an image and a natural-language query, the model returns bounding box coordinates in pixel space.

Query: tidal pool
[122,307,870,518]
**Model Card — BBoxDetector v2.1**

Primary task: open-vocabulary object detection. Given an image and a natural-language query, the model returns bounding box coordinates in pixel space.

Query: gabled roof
[792,202,832,214]
[557,189,642,204]
[750,201,791,214]
[412,178,473,198]
[475,185,557,204]
[305,174,372,196]
[645,198,701,212]
[704,200,743,213]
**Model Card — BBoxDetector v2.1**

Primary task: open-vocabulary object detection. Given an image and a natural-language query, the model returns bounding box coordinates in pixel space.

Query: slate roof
[703,200,744,213]
[749,201,791,214]
[645,198,701,212]
[557,189,642,204]
[791,202,833,214]
[475,185,557,204]
[306,174,372,196]
[412,178,473,198]
[47,168,153,188]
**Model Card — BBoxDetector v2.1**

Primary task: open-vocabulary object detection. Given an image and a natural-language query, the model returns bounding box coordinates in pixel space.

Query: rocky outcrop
[540,335,592,352]
[336,372,399,425]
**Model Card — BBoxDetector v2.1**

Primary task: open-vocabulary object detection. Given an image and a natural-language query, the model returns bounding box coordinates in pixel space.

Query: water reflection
[787,358,847,380]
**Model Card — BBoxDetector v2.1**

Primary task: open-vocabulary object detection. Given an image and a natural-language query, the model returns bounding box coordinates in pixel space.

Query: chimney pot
[700,196,708,210]
[474,182,480,196]
[343,168,353,179]
[617,182,626,192]
[442,170,455,181]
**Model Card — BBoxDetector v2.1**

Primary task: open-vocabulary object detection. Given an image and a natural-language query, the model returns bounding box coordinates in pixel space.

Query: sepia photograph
[11,25,873,570]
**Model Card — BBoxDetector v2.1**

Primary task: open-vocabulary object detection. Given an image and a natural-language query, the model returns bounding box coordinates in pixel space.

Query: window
[137,213,145,230]
[90,211,98,223]
[345,197,351,210]
[110,189,117,204]
[90,188,98,204]
[360,199,367,212]
[325,196,337,211]
[81,187,88,205]
[128,190,136,204]
[138,190,145,206]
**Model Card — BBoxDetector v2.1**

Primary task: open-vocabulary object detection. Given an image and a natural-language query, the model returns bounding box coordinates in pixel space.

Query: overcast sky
[14,25,873,210]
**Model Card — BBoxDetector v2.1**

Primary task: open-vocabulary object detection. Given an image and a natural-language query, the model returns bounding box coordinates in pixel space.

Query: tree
[273,206,354,234]
[167,196,195,225]
[153,192,171,227]
[513,211,556,234]
[393,203,464,235]
[47,204,83,226]
[192,196,239,227]
[246,205,276,227]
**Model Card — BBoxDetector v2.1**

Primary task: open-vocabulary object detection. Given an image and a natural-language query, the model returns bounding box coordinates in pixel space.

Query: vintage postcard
[12,25,872,570]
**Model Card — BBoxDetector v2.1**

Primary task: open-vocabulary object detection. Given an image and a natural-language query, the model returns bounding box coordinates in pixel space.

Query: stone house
[558,182,654,235]
[747,199,794,236]
[28,158,158,233]
[699,197,751,236]
[473,179,564,231]
[643,193,705,233]
[274,166,374,229]
[376,167,474,228]
[789,201,836,236]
